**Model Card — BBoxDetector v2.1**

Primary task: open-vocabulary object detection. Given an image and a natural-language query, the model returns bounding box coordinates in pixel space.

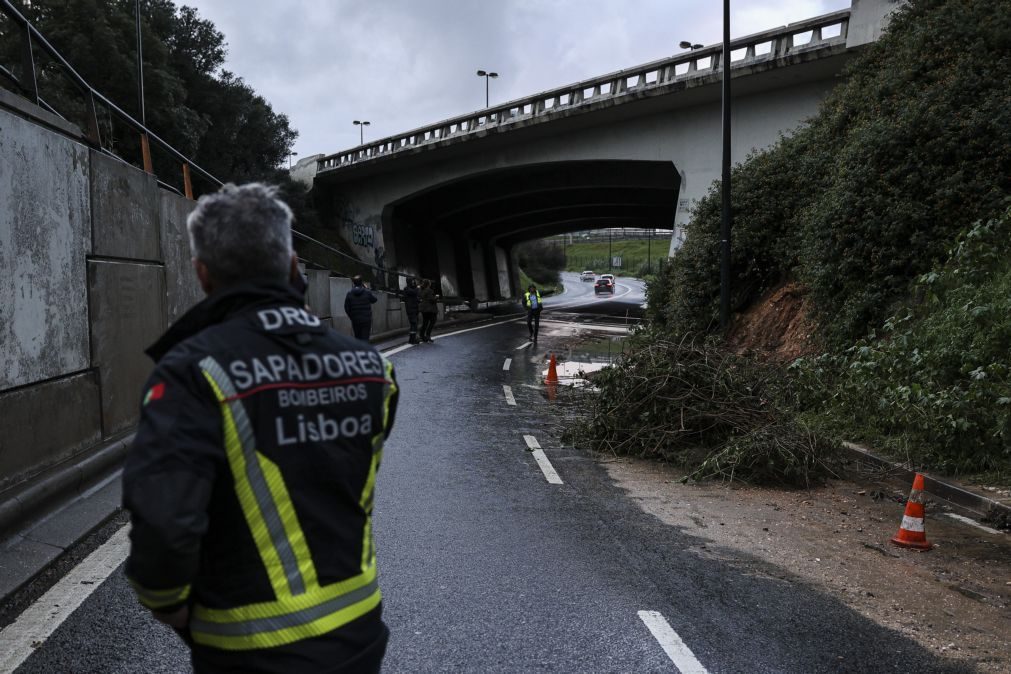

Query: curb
[841,441,1010,523]
[0,434,132,541]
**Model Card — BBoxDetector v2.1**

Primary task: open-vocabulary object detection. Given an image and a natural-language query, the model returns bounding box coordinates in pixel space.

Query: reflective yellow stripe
[202,370,291,597]
[190,567,380,650]
[359,358,396,571]
[128,578,191,609]
[201,357,316,598]
[257,452,318,590]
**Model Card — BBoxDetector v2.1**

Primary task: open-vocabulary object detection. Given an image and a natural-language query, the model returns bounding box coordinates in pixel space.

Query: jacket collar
[146,281,303,362]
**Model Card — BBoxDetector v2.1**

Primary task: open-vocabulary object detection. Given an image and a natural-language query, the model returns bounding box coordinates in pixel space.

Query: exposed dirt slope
[727,281,819,361]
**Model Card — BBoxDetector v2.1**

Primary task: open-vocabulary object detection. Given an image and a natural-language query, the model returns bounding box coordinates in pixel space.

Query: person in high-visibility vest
[523,284,543,341]
[123,183,398,673]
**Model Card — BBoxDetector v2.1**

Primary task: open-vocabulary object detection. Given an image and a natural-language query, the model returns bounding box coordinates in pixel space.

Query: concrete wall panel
[0,110,91,391]
[306,270,332,319]
[90,151,161,261]
[88,261,166,436]
[0,372,101,493]
[159,191,202,323]
[329,277,354,336]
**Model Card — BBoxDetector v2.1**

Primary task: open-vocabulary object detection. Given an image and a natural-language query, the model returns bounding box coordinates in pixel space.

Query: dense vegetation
[0,0,302,197]
[585,0,1011,480]
[516,240,565,291]
[562,239,669,279]
[648,0,1010,346]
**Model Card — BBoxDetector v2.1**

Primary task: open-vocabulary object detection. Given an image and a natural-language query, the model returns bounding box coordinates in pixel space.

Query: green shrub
[651,0,1011,346]
[792,208,1011,474]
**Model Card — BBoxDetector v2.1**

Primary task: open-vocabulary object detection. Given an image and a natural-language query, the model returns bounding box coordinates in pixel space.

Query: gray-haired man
[123,183,398,673]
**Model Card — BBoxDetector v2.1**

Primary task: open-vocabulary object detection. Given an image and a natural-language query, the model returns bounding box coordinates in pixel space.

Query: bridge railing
[318,9,849,174]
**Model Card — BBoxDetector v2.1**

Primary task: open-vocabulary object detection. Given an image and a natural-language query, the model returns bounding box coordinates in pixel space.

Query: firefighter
[523,284,543,341]
[123,183,398,673]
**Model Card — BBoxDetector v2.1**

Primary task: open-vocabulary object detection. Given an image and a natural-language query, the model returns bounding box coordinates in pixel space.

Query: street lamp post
[679,40,704,51]
[476,69,498,108]
[288,151,298,169]
[719,0,733,329]
[353,120,370,145]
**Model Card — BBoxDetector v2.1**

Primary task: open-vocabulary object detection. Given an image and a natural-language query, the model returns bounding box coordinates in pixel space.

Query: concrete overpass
[296,0,901,300]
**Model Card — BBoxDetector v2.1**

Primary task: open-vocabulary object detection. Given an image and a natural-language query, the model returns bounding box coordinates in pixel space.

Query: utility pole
[719,0,733,329]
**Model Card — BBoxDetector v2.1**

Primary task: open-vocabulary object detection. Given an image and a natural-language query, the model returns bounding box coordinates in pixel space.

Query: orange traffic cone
[546,353,559,385]
[890,473,932,550]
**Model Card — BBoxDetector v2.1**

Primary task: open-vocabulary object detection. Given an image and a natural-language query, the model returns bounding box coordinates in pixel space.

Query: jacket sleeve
[344,292,352,317]
[369,291,378,304]
[122,358,221,614]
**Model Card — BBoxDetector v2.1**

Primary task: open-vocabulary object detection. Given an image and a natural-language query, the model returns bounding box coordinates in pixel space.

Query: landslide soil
[604,458,1011,673]
[726,281,819,361]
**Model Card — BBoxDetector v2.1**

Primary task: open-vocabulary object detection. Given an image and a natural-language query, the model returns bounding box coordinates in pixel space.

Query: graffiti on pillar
[332,194,388,275]
[351,223,374,247]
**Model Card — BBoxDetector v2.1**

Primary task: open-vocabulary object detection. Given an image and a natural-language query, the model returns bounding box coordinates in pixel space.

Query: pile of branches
[574,335,838,486]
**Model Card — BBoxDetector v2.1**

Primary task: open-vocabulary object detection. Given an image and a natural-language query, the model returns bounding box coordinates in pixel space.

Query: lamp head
[476,69,487,76]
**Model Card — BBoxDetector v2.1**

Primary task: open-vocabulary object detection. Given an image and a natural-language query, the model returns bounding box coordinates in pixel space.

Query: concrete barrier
[0,99,196,501]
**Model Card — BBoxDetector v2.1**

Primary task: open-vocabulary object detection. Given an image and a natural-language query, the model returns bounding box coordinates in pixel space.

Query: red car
[594,278,614,294]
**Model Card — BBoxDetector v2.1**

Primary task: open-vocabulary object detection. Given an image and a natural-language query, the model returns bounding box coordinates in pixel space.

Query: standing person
[524,284,543,341]
[344,275,378,342]
[122,183,398,674]
[419,279,439,343]
[401,277,420,344]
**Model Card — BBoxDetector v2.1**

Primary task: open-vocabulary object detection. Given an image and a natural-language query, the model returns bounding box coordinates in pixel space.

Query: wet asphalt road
[11,273,968,673]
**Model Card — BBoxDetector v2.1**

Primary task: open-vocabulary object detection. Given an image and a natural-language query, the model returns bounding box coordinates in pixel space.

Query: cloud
[181,0,849,161]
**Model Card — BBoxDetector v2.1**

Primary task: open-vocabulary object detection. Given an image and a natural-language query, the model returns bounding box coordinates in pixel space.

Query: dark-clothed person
[344,275,378,342]
[419,279,439,343]
[401,278,420,344]
[123,183,399,674]
[523,284,543,340]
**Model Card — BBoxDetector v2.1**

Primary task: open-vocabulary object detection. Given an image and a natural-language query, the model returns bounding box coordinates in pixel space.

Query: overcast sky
[181,0,849,163]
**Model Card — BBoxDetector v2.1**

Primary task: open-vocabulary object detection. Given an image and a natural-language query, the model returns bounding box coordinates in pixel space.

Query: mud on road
[604,459,1011,673]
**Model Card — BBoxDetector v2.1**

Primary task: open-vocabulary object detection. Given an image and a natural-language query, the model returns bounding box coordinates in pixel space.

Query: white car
[580,270,595,282]
[600,273,615,284]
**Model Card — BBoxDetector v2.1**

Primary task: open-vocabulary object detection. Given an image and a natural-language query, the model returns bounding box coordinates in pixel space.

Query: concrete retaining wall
[0,97,425,500]
[0,102,199,495]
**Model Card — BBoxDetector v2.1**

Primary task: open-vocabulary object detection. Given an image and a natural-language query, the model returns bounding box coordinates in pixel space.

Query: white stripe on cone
[900,515,925,533]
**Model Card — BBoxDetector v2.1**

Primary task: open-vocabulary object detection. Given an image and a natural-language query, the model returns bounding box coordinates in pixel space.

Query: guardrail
[318,9,849,173]
[0,0,414,290]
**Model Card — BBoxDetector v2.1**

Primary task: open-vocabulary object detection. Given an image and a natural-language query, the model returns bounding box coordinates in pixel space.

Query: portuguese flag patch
[143,382,166,406]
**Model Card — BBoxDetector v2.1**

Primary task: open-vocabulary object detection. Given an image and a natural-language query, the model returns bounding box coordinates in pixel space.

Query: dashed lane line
[503,385,517,406]
[0,526,132,673]
[638,611,709,673]
[503,358,512,371]
[522,435,563,485]
[515,341,532,350]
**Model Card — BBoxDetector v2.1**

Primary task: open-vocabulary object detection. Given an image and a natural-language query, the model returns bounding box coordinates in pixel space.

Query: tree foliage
[0,0,297,192]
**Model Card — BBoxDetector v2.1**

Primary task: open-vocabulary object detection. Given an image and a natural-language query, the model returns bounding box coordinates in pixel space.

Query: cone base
[890,535,932,550]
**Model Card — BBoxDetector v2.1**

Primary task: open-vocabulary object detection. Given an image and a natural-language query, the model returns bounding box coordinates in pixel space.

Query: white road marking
[943,513,1004,535]
[638,610,709,673]
[381,343,414,356]
[503,358,512,371]
[503,385,517,406]
[515,341,532,350]
[0,526,131,672]
[522,435,563,485]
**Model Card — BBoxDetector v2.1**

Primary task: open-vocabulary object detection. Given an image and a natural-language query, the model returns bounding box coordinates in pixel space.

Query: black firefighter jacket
[123,282,398,665]
[344,286,377,325]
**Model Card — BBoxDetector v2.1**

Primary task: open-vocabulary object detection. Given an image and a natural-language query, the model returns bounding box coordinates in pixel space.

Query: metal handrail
[318,9,850,172]
[0,0,414,291]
